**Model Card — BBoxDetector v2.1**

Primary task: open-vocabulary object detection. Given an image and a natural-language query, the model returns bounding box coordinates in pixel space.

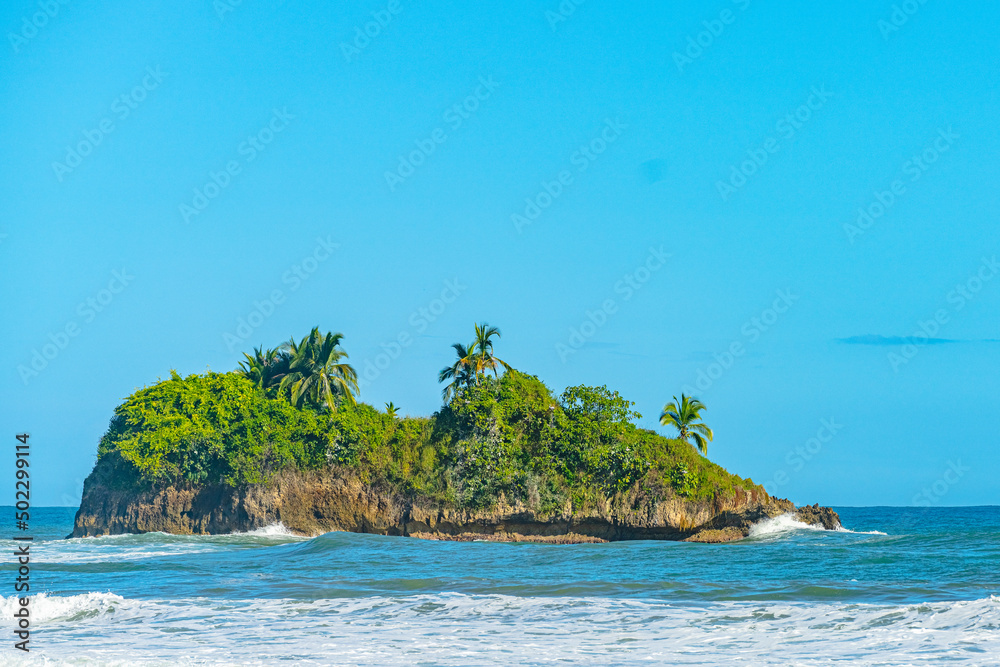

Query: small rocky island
[71,327,841,543]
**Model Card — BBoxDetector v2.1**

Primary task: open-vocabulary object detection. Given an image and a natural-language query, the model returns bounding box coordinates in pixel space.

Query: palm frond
[660,393,712,456]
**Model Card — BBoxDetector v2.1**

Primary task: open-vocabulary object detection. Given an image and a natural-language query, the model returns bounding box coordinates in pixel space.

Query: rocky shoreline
[70,464,840,543]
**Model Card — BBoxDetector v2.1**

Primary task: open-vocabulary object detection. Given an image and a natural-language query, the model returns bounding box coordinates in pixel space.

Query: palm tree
[278,328,358,412]
[384,402,399,418]
[438,322,513,402]
[438,342,476,401]
[238,345,289,392]
[660,394,713,455]
[470,322,511,382]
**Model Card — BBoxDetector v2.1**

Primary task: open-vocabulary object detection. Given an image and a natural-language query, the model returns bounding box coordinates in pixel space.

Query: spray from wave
[30,522,310,565]
[66,522,306,541]
[235,522,308,538]
[748,513,887,537]
[748,513,828,537]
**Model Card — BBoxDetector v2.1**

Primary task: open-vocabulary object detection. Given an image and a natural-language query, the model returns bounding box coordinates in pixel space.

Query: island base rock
[70,467,841,543]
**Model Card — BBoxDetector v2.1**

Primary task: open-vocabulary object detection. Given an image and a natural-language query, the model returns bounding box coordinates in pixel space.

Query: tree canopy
[93,326,745,513]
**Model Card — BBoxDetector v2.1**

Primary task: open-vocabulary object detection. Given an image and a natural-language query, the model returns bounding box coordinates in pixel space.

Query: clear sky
[2,1,998,507]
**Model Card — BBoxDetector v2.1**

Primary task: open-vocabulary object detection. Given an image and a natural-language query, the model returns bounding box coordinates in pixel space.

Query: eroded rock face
[70,463,840,543]
[795,503,842,530]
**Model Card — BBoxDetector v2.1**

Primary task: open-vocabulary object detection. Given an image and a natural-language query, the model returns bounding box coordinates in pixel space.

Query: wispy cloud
[838,334,999,346]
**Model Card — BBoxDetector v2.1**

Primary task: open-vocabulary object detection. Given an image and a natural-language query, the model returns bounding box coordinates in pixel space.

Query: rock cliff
[70,462,840,543]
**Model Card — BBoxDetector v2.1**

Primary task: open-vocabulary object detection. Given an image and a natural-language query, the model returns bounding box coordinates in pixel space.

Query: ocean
[1,506,997,665]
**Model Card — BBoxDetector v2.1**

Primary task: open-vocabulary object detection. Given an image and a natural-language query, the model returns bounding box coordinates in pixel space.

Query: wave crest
[0,592,129,623]
[748,513,827,537]
[236,522,304,537]
[749,513,888,538]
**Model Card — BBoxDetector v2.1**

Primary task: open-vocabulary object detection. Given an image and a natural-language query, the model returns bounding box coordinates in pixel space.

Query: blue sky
[1,1,998,507]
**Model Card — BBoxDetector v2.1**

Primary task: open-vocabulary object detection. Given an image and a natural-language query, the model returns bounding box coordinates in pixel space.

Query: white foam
[23,522,311,565]
[748,512,888,537]
[237,522,304,537]
[835,525,888,535]
[60,522,304,541]
[0,593,996,665]
[24,536,213,564]
[71,531,142,540]
[748,512,828,537]
[0,592,130,623]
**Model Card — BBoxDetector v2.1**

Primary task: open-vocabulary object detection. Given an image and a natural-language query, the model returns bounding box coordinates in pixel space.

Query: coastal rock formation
[70,463,840,543]
[795,503,842,530]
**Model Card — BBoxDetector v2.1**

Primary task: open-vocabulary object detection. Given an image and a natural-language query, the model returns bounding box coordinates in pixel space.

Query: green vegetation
[238,327,358,412]
[93,325,758,510]
[660,394,714,455]
[437,322,511,400]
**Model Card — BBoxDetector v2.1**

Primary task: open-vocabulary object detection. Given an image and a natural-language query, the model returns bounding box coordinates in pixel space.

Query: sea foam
[0,593,996,665]
[748,512,828,537]
[28,522,310,565]
[749,512,888,537]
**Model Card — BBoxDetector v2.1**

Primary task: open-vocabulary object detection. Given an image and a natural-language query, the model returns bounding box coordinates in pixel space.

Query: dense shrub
[97,371,332,486]
[95,369,760,508]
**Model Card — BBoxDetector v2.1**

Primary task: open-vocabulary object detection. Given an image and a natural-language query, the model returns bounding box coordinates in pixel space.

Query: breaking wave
[1,593,996,665]
[36,523,309,564]
[748,513,888,538]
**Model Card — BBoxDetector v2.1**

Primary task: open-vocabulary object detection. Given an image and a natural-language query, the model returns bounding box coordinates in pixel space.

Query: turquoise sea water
[1,506,998,665]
